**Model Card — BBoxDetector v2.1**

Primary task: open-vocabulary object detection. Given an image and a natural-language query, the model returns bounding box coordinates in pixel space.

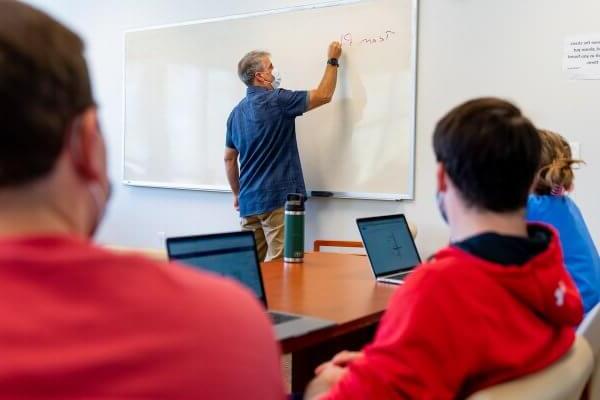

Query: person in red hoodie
[304,98,584,400]
[0,2,284,399]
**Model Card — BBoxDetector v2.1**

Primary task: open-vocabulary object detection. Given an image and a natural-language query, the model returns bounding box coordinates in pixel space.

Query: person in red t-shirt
[0,2,284,399]
[304,98,584,400]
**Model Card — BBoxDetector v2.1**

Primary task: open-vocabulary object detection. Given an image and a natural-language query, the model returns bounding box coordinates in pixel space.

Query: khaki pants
[241,207,284,262]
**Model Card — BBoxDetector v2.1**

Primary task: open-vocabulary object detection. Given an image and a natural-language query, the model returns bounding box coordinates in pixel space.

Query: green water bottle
[284,193,305,263]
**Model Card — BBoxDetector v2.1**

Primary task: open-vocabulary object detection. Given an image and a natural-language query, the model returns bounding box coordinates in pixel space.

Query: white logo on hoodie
[554,281,567,307]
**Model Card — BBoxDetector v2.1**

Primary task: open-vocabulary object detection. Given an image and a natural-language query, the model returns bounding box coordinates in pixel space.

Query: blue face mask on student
[436,191,448,224]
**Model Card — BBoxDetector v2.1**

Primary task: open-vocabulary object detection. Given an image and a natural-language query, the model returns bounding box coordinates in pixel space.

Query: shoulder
[273,88,307,102]
[398,247,474,298]
[527,194,566,220]
[375,247,491,342]
[563,196,584,215]
[274,88,307,97]
[88,245,271,329]
[87,247,284,398]
[414,246,470,276]
[527,194,552,211]
[529,195,583,227]
[401,246,500,298]
[228,98,248,119]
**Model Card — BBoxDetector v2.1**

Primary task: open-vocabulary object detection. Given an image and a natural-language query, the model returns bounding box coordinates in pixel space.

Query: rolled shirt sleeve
[225,112,236,150]
[275,89,308,118]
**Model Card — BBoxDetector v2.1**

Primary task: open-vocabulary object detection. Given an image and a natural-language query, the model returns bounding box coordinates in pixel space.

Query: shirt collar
[247,85,271,95]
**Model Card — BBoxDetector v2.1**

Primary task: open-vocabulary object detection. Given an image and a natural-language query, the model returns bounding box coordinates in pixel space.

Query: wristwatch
[327,58,339,67]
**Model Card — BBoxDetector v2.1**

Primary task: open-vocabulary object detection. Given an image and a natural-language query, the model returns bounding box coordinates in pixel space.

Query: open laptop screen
[166,232,266,303]
[357,215,421,276]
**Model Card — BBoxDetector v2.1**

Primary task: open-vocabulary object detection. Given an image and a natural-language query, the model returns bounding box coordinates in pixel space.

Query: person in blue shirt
[527,129,600,313]
[224,42,342,261]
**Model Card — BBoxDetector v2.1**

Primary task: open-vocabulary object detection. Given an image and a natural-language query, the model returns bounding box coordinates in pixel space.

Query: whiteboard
[124,0,418,200]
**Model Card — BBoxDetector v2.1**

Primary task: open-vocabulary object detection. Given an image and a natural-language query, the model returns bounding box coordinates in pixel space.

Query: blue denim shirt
[226,86,308,217]
[527,194,600,313]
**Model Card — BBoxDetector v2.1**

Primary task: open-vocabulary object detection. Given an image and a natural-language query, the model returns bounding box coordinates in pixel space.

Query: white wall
[26,0,600,257]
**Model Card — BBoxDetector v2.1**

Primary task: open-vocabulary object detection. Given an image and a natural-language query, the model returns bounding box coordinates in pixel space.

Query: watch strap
[327,58,339,67]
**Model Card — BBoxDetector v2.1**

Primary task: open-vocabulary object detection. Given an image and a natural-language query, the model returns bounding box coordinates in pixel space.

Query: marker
[311,191,333,198]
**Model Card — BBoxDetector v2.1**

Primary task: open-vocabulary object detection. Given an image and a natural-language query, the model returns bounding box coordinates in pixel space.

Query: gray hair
[237,50,270,87]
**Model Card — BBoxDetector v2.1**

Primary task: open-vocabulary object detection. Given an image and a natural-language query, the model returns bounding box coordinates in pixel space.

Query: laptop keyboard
[269,311,300,325]
[385,271,411,281]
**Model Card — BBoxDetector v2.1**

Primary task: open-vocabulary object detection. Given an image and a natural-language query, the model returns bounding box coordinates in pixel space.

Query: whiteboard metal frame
[122,0,419,201]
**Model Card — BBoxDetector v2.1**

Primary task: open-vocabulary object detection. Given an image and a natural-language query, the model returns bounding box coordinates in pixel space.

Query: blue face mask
[270,68,282,90]
[436,191,448,224]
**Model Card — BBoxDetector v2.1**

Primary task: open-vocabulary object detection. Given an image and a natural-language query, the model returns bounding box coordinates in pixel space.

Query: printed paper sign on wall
[564,33,600,80]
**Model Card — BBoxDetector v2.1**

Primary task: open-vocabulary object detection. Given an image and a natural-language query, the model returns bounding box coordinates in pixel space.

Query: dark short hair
[433,98,541,212]
[0,1,94,187]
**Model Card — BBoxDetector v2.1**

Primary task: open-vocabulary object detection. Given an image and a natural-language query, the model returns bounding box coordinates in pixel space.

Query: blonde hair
[534,130,583,195]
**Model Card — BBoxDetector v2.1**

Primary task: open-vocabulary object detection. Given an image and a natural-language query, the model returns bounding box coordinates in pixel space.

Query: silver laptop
[166,231,334,340]
[357,214,422,284]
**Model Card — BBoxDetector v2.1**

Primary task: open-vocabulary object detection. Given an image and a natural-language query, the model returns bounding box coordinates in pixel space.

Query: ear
[69,107,106,182]
[254,71,263,84]
[436,162,448,193]
[254,70,268,85]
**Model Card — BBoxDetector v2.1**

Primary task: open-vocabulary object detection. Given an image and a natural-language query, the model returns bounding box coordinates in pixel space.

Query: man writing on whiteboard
[224,41,342,261]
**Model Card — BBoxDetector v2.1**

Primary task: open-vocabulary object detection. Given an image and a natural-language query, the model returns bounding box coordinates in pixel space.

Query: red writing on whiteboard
[340,30,396,47]
[341,32,353,46]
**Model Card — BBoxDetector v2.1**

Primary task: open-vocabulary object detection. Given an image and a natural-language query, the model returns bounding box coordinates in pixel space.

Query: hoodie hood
[435,224,583,327]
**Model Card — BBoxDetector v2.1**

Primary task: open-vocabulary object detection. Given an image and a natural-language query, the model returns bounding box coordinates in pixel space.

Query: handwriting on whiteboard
[340,30,396,47]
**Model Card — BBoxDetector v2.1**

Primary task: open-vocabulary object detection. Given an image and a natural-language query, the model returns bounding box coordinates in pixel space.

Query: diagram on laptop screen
[387,232,403,257]
[361,219,419,275]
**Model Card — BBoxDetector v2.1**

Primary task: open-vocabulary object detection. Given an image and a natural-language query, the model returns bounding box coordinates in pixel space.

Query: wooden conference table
[262,252,397,392]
